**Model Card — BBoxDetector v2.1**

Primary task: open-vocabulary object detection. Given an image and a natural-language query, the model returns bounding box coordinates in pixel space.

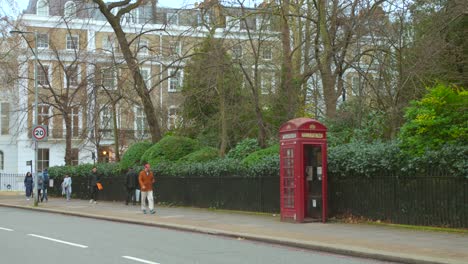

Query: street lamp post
[10,30,40,206]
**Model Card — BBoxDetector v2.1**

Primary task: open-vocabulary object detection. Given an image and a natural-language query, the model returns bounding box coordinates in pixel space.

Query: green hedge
[119,141,152,170]
[141,136,200,166]
[179,147,219,163]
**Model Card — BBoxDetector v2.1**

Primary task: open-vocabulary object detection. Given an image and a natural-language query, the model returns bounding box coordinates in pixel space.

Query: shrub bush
[226,138,260,160]
[141,136,200,166]
[119,141,153,170]
[179,147,219,163]
[241,144,279,167]
[48,163,121,180]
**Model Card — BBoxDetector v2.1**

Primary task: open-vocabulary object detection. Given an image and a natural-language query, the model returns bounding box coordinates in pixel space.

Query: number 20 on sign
[32,125,48,141]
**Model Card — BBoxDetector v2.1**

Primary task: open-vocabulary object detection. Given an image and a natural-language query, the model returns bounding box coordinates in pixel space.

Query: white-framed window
[0,151,3,170]
[66,35,79,50]
[122,8,138,24]
[0,103,10,135]
[167,12,179,25]
[168,68,182,93]
[101,67,117,90]
[260,71,276,95]
[64,1,77,18]
[64,64,80,88]
[134,106,148,138]
[226,16,240,31]
[37,33,49,49]
[37,0,49,16]
[100,106,115,138]
[169,40,181,56]
[262,46,272,60]
[256,16,271,31]
[167,106,178,130]
[37,103,50,126]
[38,148,49,172]
[138,39,149,55]
[197,12,210,25]
[102,35,116,53]
[36,64,50,86]
[140,67,151,89]
[232,45,242,59]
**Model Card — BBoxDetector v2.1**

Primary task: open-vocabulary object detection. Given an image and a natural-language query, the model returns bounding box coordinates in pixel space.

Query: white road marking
[122,256,160,264]
[0,227,14,231]
[27,234,88,248]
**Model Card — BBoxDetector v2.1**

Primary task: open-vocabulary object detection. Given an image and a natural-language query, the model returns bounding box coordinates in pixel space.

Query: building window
[168,68,182,93]
[38,104,50,126]
[262,47,272,60]
[100,106,114,138]
[256,17,271,31]
[37,33,49,49]
[71,148,79,166]
[226,16,240,31]
[232,45,242,59]
[66,35,79,50]
[260,71,276,95]
[140,68,151,89]
[102,35,117,53]
[64,65,79,88]
[0,151,3,170]
[169,40,181,56]
[122,8,138,24]
[36,64,50,86]
[167,106,178,130]
[64,1,76,18]
[138,39,149,55]
[101,67,116,89]
[37,0,49,16]
[38,148,49,172]
[197,12,210,25]
[167,12,179,25]
[1,103,9,135]
[135,106,147,138]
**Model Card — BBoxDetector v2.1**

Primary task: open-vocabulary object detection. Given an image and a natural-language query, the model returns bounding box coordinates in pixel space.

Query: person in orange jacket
[138,164,155,214]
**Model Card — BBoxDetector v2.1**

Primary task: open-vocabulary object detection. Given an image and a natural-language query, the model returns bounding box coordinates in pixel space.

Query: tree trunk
[64,113,73,165]
[112,102,120,162]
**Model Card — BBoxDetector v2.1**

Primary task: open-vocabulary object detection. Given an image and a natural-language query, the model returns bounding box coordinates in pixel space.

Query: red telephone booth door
[303,143,327,221]
[280,145,297,221]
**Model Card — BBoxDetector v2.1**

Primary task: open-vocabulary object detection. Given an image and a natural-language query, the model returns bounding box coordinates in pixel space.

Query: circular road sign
[32,125,47,141]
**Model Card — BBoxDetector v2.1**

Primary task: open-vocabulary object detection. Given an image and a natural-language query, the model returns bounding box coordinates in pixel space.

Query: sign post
[32,125,47,206]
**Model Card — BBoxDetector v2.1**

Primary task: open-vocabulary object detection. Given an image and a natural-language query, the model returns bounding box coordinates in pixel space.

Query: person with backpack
[41,168,49,202]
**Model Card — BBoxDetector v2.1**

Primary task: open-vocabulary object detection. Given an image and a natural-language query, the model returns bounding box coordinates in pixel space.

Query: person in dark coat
[88,167,101,204]
[125,167,138,205]
[24,172,33,200]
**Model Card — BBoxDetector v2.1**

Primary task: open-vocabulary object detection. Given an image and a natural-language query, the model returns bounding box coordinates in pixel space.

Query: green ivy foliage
[226,138,261,160]
[141,135,200,166]
[399,84,467,155]
[119,141,152,171]
[241,144,279,167]
[179,147,219,163]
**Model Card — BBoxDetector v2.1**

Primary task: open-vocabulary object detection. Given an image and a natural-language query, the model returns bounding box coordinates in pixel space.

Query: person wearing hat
[138,164,155,214]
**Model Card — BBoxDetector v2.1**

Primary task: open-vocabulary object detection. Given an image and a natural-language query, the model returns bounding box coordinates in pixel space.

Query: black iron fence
[329,177,468,228]
[46,174,467,228]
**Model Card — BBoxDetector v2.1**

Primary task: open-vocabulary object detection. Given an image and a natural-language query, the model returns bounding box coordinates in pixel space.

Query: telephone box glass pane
[282,148,295,208]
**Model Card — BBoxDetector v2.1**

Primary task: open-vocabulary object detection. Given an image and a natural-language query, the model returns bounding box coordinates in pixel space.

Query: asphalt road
[0,207,397,264]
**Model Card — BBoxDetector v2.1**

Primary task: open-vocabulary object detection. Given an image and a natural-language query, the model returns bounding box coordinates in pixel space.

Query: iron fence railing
[0,173,26,191]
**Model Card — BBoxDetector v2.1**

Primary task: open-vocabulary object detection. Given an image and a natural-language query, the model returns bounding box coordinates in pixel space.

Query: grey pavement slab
[0,192,467,264]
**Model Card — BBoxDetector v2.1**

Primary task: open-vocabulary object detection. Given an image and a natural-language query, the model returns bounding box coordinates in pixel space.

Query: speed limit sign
[32,125,48,141]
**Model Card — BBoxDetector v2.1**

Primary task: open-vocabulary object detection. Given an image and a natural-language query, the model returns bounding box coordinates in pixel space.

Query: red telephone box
[279,118,328,223]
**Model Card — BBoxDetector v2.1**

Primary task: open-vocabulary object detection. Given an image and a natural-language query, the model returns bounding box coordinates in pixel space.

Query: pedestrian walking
[61,174,72,201]
[138,164,155,214]
[125,167,138,205]
[88,167,101,204]
[41,168,49,202]
[24,172,33,200]
[36,171,44,202]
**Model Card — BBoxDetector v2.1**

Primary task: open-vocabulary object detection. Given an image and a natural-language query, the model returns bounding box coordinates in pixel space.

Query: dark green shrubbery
[141,136,200,166]
[226,138,260,160]
[119,141,152,170]
[241,144,279,167]
[48,163,120,180]
[179,147,219,163]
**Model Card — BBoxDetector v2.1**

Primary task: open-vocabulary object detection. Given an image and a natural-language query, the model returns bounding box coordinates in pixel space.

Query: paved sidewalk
[1,192,467,264]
